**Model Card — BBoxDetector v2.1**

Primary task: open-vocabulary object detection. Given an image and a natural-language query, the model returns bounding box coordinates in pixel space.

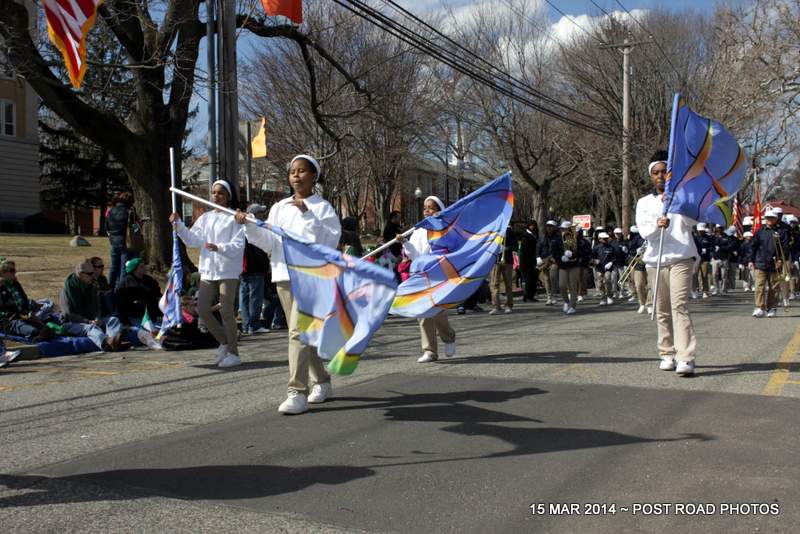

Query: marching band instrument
[618,249,643,289]
[773,229,791,283]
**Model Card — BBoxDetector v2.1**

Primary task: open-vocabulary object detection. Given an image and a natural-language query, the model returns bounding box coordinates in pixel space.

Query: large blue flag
[390,172,514,318]
[663,93,748,225]
[158,232,184,337]
[255,222,397,376]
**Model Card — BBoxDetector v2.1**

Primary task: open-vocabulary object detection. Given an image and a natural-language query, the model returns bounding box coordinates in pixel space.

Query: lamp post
[414,186,423,221]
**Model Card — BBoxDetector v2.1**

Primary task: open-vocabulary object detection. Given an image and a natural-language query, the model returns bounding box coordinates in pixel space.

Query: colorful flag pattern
[42,0,104,88]
[663,94,748,226]
[257,222,397,376]
[158,232,184,338]
[390,173,514,318]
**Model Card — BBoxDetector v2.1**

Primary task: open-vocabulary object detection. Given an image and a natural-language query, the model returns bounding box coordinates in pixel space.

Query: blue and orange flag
[663,93,748,226]
[259,223,397,376]
[158,233,184,338]
[390,172,514,318]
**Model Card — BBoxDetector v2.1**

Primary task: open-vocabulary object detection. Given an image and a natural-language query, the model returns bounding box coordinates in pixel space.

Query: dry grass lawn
[0,233,204,302]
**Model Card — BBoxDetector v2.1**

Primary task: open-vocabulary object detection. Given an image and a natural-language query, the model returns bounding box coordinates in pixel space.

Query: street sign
[572,214,592,230]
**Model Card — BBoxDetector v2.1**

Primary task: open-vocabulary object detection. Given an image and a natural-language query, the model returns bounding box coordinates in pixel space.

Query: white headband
[290,154,321,176]
[648,161,667,175]
[211,180,232,197]
[424,195,445,212]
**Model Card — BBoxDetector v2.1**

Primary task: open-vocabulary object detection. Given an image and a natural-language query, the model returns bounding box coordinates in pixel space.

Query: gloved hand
[701,248,707,254]
[561,255,569,263]
[604,262,613,271]
[715,246,720,252]
[536,257,543,267]
[622,246,628,253]
[738,264,744,271]
[564,250,573,259]
[733,251,738,257]
[637,246,645,255]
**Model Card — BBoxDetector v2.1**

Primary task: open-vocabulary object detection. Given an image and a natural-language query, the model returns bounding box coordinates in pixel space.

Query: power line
[333,0,614,137]
[378,0,597,121]
[613,0,682,79]
[541,0,606,44]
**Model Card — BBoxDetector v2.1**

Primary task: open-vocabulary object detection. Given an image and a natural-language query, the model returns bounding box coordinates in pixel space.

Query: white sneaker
[417,352,438,363]
[628,296,636,302]
[767,308,777,318]
[215,344,228,364]
[136,329,162,350]
[0,350,22,368]
[691,291,699,299]
[444,341,456,357]
[562,303,569,313]
[308,382,333,404]
[676,361,695,376]
[218,353,241,368]
[253,327,271,334]
[577,295,584,303]
[659,358,676,371]
[566,307,576,315]
[504,306,513,314]
[598,299,608,306]
[783,299,790,309]
[752,308,765,318]
[637,305,646,314]
[702,292,709,299]
[647,306,653,314]
[278,391,308,414]
[545,298,553,306]
[606,297,614,305]
[488,308,500,315]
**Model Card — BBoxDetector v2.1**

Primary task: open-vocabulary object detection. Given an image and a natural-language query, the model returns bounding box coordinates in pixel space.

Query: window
[0,100,15,137]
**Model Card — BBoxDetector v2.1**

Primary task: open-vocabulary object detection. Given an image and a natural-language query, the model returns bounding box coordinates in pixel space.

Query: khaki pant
[540,261,558,300]
[754,270,781,311]
[420,310,455,357]
[577,267,588,296]
[694,261,710,293]
[648,258,697,363]
[558,267,579,308]
[276,281,330,394]
[490,263,514,309]
[198,279,239,355]
[634,269,648,306]
[595,270,613,299]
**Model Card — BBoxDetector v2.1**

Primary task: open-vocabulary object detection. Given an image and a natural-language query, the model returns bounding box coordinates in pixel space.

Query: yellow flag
[251,117,267,159]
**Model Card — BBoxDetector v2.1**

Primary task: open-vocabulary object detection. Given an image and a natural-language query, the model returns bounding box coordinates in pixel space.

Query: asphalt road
[2,289,799,533]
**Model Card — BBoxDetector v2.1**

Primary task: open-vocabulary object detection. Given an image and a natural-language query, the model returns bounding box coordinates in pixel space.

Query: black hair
[650,149,668,163]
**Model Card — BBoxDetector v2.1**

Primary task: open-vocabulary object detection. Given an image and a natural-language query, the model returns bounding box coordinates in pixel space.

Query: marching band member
[171,180,244,368]
[398,195,456,363]
[636,151,699,377]
[749,209,790,318]
[537,221,561,305]
[235,155,341,414]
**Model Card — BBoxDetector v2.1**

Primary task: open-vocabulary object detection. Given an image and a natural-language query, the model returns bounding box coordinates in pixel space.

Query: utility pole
[205,0,217,196]
[217,0,240,201]
[599,33,651,234]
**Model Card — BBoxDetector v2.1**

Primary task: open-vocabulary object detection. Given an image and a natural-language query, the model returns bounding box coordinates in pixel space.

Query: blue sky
[188,0,719,150]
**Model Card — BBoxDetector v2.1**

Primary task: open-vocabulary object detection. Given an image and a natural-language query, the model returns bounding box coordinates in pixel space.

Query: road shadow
[434,351,654,366]
[0,464,375,507]
[695,360,800,377]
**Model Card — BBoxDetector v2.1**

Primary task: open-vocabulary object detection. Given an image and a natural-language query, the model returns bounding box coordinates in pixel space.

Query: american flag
[261,0,303,24]
[43,0,104,88]
[732,193,744,237]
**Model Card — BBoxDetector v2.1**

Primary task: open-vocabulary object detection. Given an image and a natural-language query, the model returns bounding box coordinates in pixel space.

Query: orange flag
[261,0,303,24]
[42,0,104,89]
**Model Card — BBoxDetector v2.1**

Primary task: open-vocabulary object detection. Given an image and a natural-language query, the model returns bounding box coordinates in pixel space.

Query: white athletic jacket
[175,210,245,281]
[244,194,341,283]
[635,193,699,268]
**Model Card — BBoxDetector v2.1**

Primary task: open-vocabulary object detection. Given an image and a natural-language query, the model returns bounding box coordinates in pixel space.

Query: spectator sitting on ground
[0,259,53,341]
[88,256,115,316]
[116,258,162,325]
[60,261,124,351]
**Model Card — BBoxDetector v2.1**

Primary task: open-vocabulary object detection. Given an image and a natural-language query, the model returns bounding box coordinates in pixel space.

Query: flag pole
[361,228,416,260]
[169,147,178,215]
[170,186,270,230]
[649,226,665,321]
